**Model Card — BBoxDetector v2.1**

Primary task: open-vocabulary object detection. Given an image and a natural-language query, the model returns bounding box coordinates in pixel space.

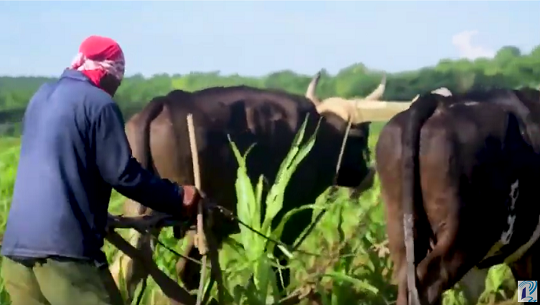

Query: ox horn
[431,87,452,97]
[363,74,386,101]
[305,71,322,106]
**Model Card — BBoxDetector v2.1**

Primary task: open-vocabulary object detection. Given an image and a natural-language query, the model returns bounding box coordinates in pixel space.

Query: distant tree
[1,44,540,136]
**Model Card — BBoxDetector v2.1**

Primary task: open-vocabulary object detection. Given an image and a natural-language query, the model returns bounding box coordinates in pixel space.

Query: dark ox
[109,85,376,302]
[376,88,540,305]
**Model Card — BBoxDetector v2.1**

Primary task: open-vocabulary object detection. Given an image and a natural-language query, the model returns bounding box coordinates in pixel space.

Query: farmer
[1,35,203,305]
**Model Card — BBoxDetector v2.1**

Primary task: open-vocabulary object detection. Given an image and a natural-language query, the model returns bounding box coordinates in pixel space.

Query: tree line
[1,44,539,136]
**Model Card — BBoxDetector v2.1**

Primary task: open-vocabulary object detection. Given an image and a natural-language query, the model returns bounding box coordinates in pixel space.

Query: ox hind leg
[174,230,197,288]
[412,190,499,305]
[411,186,502,305]
[414,229,490,305]
[174,230,206,293]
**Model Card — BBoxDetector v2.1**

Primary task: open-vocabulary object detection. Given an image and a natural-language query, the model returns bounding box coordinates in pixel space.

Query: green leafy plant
[214,115,321,304]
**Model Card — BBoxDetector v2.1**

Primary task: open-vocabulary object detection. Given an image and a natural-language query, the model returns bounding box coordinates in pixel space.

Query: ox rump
[377,87,540,305]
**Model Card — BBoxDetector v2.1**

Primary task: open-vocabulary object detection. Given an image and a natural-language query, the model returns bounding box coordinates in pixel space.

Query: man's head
[70,35,125,97]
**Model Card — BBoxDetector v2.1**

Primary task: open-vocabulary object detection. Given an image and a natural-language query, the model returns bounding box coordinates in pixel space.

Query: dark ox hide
[110,86,375,303]
[376,88,540,305]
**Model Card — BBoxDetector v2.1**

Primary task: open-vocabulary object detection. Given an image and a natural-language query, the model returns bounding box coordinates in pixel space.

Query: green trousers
[1,256,124,305]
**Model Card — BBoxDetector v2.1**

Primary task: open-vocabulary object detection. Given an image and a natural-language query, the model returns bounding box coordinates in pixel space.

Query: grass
[0,121,520,305]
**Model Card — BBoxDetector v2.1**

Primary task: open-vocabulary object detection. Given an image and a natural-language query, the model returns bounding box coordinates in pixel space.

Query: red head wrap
[69,35,125,88]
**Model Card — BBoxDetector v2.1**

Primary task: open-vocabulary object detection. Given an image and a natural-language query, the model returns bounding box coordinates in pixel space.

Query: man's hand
[181,185,203,219]
[172,185,202,239]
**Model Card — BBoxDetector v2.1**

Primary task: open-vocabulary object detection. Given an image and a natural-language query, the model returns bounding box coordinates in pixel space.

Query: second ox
[377,87,540,305]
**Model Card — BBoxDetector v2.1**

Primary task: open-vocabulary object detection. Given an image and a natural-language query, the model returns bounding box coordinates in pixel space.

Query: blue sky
[0,1,538,77]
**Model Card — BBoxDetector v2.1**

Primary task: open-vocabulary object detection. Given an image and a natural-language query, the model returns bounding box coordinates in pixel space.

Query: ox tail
[401,94,442,305]
[128,97,166,174]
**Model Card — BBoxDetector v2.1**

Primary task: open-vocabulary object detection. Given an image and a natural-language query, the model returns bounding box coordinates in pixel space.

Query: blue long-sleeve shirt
[1,70,184,263]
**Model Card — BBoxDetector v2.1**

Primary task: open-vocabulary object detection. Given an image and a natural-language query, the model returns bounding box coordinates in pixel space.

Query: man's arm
[93,102,184,216]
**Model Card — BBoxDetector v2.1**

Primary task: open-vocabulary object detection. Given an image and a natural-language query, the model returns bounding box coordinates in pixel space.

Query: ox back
[111,85,372,302]
[376,88,540,305]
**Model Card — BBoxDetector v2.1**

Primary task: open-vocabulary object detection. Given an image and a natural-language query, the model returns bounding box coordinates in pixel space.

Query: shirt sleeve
[93,102,185,216]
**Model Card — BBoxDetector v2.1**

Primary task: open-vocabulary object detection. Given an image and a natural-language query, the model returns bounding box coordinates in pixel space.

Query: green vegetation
[1,44,540,137]
[0,122,520,305]
[1,44,537,304]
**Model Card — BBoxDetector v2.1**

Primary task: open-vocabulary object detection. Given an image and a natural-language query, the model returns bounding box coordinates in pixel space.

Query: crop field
[0,122,520,305]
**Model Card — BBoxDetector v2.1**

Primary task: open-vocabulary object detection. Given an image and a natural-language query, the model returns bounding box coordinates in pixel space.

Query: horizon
[0,1,539,78]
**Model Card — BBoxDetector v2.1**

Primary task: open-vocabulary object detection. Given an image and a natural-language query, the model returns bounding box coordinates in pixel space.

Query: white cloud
[452,30,495,60]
